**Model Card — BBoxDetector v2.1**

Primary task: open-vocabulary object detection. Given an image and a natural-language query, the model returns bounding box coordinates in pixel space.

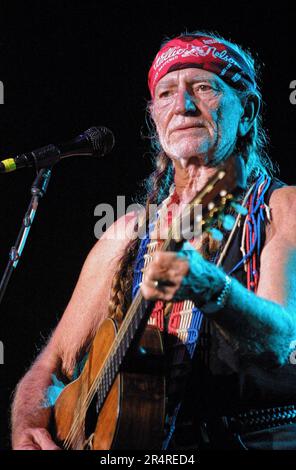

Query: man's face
[151,68,244,167]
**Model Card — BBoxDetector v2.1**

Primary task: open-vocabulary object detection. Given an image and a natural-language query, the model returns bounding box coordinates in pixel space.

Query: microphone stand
[0,167,52,307]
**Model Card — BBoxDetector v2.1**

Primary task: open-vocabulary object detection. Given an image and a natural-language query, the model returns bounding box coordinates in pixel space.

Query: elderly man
[11,32,296,450]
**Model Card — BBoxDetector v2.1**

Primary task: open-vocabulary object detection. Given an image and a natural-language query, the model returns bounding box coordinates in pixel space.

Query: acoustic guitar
[53,155,245,450]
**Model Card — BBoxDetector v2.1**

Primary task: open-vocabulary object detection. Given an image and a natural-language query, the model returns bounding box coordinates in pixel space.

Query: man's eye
[195,84,213,92]
[158,90,172,98]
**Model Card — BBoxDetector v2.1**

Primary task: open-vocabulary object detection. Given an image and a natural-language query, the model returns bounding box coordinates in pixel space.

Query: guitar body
[53,318,166,450]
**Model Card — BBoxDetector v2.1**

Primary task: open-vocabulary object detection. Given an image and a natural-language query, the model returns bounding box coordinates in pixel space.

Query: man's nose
[174,90,198,115]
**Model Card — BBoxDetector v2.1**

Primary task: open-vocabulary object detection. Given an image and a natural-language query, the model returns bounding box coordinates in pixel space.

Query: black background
[0,0,295,450]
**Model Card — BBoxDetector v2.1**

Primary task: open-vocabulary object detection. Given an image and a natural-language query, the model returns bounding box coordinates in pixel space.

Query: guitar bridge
[83,432,94,450]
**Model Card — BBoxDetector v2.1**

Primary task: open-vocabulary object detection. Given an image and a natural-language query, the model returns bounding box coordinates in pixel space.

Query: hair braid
[108,152,174,322]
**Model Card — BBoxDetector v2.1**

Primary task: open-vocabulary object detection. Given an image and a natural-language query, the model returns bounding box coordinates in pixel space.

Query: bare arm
[11,213,136,449]
[11,344,60,450]
[211,186,296,363]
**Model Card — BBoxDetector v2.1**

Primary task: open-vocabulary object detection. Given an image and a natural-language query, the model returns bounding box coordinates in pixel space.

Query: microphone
[0,126,115,173]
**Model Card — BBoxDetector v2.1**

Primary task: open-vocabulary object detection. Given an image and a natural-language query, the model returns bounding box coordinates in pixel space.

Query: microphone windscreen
[85,126,115,157]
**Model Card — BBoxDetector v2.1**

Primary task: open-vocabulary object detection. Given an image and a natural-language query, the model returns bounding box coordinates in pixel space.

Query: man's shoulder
[100,211,142,242]
[267,185,296,244]
[90,211,141,264]
[269,184,296,211]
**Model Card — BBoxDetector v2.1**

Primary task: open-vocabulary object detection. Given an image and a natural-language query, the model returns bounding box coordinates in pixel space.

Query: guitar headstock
[168,155,247,244]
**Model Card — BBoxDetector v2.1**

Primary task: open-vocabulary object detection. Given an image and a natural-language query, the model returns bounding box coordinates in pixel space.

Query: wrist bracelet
[202,274,232,314]
[216,275,232,308]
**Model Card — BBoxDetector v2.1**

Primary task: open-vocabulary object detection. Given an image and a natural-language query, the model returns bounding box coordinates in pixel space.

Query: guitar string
[63,290,143,448]
[63,169,232,448]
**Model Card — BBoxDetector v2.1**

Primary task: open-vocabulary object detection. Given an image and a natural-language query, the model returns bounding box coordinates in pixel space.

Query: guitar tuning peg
[208,228,223,241]
[231,202,248,215]
[221,214,236,231]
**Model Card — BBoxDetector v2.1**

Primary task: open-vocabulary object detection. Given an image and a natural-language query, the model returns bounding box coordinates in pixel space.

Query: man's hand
[140,243,226,305]
[13,427,61,450]
[140,251,189,301]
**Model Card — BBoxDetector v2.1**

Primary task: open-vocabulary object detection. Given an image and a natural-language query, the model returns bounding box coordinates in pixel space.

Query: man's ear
[149,101,156,123]
[238,94,260,137]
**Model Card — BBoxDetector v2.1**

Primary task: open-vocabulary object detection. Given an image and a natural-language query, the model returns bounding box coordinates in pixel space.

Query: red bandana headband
[148,36,256,98]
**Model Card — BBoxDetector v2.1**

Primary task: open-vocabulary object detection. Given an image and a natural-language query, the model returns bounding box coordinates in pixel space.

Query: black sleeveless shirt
[169,177,296,449]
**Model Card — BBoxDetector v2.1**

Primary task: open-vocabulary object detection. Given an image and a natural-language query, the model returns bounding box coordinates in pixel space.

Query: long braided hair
[108,152,174,322]
[108,31,277,323]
